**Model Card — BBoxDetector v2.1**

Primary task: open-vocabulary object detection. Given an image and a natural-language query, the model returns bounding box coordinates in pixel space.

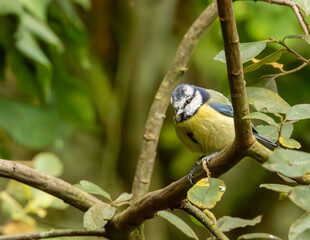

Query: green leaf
[292,0,310,16]
[256,125,279,142]
[0,99,70,149]
[281,123,294,138]
[244,49,285,73]
[279,137,301,149]
[260,183,293,193]
[16,0,51,21]
[249,76,278,93]
[21,13,63,52]
[238,233,281,239]
[214,41,266,63]
[15,28,50,66]
[285,35,310,44]
[73,0,91,10]
[158,210,198,240]
[83,203,116,230]
[187,178,226,209]
[33,152,63,177]
[286,104,310,121]
[244,112,277,126]
[56,0,83,28]
[279,193,289,200]
[76,180,112,201]
[277,173,297,183]
[289,212,310,240]
[263,149,310,178]
[113,192,133,204]
[247,87,291,114]
[288,186,310,211]
[295,229,310,240]
[218,215,262,232]
[0,0,23,15]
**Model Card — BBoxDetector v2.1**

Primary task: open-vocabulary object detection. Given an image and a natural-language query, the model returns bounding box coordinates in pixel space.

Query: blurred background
[0,0,309,239]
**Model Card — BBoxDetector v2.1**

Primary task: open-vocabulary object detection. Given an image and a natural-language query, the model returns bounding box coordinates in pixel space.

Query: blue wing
[209,103,233,117]
[209,103,276,150]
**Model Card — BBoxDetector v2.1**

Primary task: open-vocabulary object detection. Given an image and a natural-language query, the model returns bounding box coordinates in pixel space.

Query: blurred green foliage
[0,0,309,239]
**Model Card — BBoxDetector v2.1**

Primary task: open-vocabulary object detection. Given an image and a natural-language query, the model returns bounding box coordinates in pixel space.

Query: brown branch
[249,62,308,86]
[106,145,244,237]
[0,159,103,211]
[268,38,310,64]
[131,0,219,201]
[217,0,255,147]
[106,0,259,236]
[253,0,309,35]
[0,228,106,240]
[179,200,229,240]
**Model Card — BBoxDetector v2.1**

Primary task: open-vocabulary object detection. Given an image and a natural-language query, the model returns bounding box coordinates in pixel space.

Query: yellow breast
[174,104,235,155]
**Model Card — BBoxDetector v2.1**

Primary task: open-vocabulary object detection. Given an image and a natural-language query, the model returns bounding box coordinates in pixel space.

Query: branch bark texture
[217,0,255,147]
[131,0,218,201]
[0,159,103,211]
[179,200,229,240]
[0,228,106,240]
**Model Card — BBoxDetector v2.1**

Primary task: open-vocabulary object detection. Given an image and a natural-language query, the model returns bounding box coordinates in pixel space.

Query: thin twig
[179,200,229,240]
[131,0,219,201]
[0,228,106,240]
[249,62,308,85]
[252,0,309,34]
[269,38,309,63]
[0,159,103,211]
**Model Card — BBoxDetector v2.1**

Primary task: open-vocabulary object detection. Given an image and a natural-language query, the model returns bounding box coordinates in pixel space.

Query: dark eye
[186,98,191,104]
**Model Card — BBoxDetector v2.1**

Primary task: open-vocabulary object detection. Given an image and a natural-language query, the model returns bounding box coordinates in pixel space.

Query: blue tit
[170,84,276,157]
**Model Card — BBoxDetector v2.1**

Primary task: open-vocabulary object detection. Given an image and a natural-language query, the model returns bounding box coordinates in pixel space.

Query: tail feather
[253,132,277,150]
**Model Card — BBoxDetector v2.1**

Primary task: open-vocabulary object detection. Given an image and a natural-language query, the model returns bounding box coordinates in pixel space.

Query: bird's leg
[188,151,219,185]
[188,158,202,185]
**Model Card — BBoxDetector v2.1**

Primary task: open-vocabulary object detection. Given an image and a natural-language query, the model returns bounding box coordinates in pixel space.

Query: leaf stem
[179,200,229,240]
[268,38,310,64]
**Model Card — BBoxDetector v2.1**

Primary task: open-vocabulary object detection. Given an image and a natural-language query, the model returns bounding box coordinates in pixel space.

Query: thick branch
[131,0,218,201]
[106,145,243,237]
[179,200,229,240]
[0,228,106,240]
[0,159,103,211]
[217,0,255,147]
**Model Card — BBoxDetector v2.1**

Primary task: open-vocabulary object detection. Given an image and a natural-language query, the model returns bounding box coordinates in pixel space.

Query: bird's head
[170,84,210,122]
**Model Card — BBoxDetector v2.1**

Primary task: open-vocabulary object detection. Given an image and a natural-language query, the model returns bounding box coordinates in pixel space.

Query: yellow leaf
[279,136,301,149]
[251,58,260,63]
[267,62,284,71]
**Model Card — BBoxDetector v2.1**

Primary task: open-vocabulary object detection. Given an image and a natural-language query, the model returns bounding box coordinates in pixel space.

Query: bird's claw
[201,155,213,165]
[188,161,200,185]
[188,151,219,185]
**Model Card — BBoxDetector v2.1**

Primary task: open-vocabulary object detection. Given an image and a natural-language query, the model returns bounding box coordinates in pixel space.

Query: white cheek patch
[184,85,194,97]
[185,91,202,117]
[174,99,186,109]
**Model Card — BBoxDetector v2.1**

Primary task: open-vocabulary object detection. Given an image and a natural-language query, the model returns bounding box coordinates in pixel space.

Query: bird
[170,84,276,182]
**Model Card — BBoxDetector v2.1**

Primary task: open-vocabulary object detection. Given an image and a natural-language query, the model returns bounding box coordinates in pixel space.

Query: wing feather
[209,103,276,150]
